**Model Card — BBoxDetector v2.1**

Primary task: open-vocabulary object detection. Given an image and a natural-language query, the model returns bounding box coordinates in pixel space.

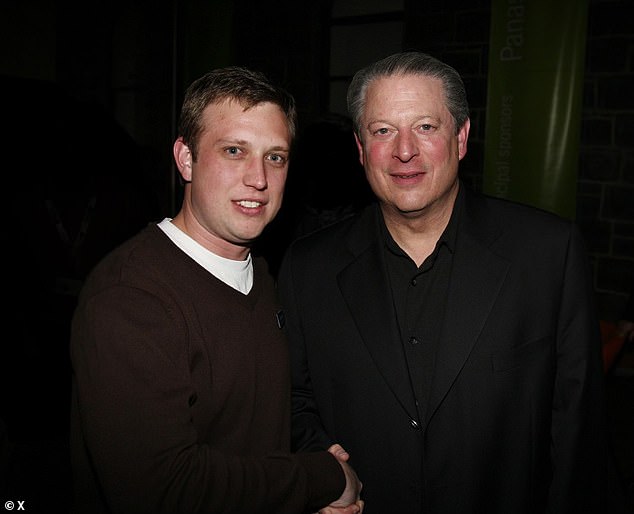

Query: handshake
[317,444,364,514]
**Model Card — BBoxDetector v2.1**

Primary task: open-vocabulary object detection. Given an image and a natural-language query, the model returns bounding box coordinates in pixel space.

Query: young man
[70,66,362,514]
[278,52,608,513]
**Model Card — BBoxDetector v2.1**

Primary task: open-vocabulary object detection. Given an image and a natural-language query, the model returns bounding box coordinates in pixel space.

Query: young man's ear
[173,137,193,181]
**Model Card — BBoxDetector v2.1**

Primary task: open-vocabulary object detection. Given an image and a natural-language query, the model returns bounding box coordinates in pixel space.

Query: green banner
[483,0,589,219]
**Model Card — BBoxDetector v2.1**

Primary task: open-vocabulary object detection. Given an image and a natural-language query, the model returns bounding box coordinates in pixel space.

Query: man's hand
[317,444,363,514]
[327,443,350,462]
[318,499,364,514]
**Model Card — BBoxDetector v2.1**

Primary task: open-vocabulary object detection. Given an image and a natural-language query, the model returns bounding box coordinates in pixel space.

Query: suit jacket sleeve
[548,223,608,512]
[278,248,335,453]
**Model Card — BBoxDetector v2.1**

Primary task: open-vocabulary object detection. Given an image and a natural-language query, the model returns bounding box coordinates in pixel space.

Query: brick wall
[580,0,634,319]
[405,0,634,320]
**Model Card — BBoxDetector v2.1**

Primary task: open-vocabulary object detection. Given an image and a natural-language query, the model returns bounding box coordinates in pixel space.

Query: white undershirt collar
[157,218,253,294]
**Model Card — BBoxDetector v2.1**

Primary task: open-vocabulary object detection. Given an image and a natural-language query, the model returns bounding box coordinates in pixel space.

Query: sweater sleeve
[70,283,345,514]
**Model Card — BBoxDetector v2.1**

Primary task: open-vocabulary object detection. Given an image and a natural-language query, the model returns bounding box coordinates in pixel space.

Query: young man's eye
[225,146,242,156]
[267,153,287,165]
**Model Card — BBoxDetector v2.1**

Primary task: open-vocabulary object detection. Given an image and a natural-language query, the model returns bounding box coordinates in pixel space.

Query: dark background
[1,0,632,512]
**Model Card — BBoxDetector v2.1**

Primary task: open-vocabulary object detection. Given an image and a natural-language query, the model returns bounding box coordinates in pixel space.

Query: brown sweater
[70,224,343,514]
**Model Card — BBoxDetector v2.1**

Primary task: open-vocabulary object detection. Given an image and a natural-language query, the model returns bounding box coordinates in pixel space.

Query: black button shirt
[381,187,463,423]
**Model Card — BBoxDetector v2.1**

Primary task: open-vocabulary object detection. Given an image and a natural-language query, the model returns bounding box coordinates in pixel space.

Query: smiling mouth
[237,200,263,208]
[392,172,424,180]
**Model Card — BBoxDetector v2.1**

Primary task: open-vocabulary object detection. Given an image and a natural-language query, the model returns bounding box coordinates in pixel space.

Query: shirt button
[408,336,420,345]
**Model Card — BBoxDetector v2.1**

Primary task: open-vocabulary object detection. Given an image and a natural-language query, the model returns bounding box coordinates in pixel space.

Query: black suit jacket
[278,185,608,514]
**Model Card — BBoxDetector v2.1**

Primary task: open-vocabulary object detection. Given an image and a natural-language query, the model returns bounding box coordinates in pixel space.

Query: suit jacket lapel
[337,207,419,421]
[425,191,509,428]
[335,192,510,427]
